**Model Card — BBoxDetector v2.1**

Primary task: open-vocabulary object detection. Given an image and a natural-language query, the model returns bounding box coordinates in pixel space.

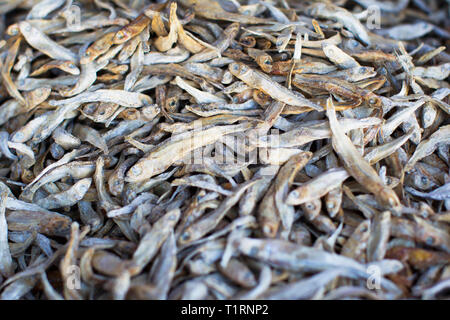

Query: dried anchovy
[0,0,448,301]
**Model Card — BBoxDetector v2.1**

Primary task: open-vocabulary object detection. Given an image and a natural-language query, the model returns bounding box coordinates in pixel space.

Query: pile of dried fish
[0,0,449,300]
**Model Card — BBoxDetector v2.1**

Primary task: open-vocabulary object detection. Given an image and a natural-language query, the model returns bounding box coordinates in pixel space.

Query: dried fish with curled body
[94,157,120,213]
[36,178,92,210]
[322,43,360,69]
[50,89,154,109]
[174,76,226,104]
[236,237,367,274]
[60,60,108,97]
[0,192,14,278]
[30,60,80,77]
[292,74,382,108]
[1,37,25,105]
[126,122,253,183]
[20,161,95,202]
[179,0,268,24]
[326,98,401,212]
[78,201,103,234]
[108,156,137,197]
[0,131,17,161]
[153,4,178,52]
[252,117,381,148]
[219,258,257,288]
[404,125,450,172]
[341,220,371,262]
[143,46,190,65]
[6,210,72,237]
[8,141,36,168]
[128,208,181,276]
[172,174,233,196]
[274,152,312,233]
[264,269,345,300]
[306,2,371,46]
[378,22,433,41]
[73,124,108,153]
[148,231,177,299]
[239,165,279,216]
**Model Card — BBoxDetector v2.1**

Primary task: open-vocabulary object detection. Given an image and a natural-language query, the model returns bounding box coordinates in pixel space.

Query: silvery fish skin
[0,0,448,301]
[36,178,92,209]
[326,98,401,213]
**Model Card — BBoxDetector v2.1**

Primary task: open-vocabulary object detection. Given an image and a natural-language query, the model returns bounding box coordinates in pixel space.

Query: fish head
[229,62,250,77]
[61,61,81,75]
[18,21,32,34]
[113,29,130,45]
[365,93,382,108]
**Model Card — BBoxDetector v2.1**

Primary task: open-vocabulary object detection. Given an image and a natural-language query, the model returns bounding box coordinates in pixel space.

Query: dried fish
[0,0,447,301]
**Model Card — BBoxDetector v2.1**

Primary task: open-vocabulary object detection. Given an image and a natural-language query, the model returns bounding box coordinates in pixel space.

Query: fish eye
[350,40,359,48]
[131,166,142,175]
[360,226,368,233]
[421,176,428,184]
[180,232,190,241]
[250,246,259,256]
[264,59,271,65]
[169,101,176,107]
[231,63,239,72]
[426,236,434,245]
[116,32,124,39]
[369,98,377,105]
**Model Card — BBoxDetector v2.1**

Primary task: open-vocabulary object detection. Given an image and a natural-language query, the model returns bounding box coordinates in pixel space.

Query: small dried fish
[326,98,401,212]
[0,0,447,301]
